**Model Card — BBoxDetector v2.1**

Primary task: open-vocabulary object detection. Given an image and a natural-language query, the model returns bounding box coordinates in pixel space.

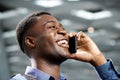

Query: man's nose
[57,29,67,36]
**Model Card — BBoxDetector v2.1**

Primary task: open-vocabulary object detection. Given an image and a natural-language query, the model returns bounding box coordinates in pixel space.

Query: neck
[30,58,61,79]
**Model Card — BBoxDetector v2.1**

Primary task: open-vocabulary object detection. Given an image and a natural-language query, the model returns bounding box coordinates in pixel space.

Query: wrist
[91,53,107,67]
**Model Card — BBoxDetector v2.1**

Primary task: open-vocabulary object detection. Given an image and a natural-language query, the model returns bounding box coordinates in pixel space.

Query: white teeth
[57,40,68,45]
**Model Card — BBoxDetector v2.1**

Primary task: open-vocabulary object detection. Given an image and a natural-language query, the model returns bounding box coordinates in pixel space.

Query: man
[11,12,120,80]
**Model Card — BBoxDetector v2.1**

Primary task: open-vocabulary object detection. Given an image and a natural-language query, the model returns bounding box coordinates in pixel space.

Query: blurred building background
[0,0,120,80]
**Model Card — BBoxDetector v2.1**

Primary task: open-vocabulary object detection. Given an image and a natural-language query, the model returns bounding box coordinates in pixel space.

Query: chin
[49,45,69,64]
[56,47,70,58]
[49,52,68,65]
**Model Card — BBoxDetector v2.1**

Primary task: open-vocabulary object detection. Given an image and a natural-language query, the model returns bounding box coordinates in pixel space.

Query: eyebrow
[43,20,56,26]
[43,20,64,29]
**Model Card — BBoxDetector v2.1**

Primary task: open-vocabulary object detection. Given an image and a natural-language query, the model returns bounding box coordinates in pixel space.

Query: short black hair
[16,11,51,53]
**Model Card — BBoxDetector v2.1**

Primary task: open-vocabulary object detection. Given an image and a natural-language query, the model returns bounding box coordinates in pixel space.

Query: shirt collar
[24,66,67,80]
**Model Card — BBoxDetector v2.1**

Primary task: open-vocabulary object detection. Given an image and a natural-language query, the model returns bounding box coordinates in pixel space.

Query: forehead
[31,14,59,34]
[37,15,58,25]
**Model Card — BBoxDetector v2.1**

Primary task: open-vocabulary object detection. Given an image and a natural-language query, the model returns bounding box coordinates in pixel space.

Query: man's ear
[25,36,36,48]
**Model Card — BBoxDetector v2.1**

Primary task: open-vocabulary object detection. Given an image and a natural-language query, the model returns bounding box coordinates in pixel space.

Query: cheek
[36,34,55,50]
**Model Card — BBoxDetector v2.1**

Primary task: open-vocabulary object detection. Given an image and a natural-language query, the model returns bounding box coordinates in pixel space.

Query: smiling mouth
[56,39,69,48]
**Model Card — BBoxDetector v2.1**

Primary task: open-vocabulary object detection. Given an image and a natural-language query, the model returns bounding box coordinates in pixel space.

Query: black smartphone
[68,36,77,54]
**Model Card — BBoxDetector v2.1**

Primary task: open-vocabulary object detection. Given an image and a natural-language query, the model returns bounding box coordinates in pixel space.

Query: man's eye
[48,26,56,29]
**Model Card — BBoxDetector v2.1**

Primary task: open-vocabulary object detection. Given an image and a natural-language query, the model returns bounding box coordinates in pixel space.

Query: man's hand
[69,31,107,67]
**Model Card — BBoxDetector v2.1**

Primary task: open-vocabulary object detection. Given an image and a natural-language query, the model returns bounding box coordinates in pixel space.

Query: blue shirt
[95,59,120,80]
[11,66,66,80]
[24,66,66,80]
[10,59,120,80]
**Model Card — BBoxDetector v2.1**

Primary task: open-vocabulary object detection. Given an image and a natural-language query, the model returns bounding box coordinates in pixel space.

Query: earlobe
[25,36,36,48]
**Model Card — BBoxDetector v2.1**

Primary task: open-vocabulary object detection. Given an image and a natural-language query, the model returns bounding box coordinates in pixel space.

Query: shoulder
[10,74,36,80]
[10,74,27,80]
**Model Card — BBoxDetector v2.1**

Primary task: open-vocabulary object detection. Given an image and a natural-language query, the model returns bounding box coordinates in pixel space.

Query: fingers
[77,31,90,40]
[76,31,89,45]
[69,32,77,38]
[69,31,86,37]
[69,31,87,40]
[69,31,92,46]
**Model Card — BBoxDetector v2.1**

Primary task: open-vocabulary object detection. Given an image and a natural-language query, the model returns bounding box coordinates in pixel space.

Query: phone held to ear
[68,36,77,54]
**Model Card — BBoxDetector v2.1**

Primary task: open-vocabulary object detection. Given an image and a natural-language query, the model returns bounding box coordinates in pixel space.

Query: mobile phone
[68,36,77,53]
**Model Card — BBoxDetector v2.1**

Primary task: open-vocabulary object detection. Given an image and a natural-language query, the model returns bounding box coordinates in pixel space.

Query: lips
[56,39,69,48]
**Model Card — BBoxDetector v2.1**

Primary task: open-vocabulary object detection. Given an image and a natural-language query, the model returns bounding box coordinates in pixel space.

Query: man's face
[32,14,70,62]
